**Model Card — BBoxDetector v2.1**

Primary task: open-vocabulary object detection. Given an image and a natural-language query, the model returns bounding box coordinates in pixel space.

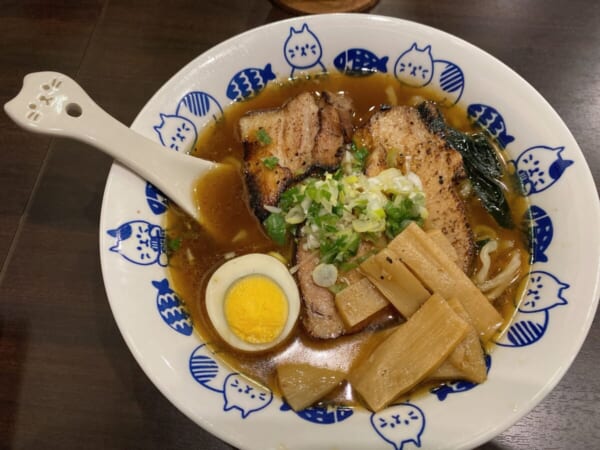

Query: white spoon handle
[4,71,217,221]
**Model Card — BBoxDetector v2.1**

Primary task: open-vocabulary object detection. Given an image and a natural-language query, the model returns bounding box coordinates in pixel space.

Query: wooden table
[1,1,599,448]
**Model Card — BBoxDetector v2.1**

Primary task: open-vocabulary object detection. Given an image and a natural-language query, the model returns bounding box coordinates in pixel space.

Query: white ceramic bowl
[99,14,600,450]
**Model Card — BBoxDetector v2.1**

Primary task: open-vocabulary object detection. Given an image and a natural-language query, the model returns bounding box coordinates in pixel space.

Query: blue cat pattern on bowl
[497,271,569,347]
[153,113,197,153]
[513,145,573,195]
[189,344,273,419]
[106,220,167,267]
[394,43,464,106]
[124,20,579,445]
[283,23,325,77]
[371,403,426,450]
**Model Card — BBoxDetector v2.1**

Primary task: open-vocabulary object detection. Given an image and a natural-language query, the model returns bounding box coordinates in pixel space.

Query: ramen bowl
[99,13,600,450]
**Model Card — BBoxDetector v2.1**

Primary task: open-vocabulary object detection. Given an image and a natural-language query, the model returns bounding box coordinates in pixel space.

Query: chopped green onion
[328,282,348,294]
[166,236,182,253]
[350,141,369,171]
[285,205,305,224]
[256,128,272,145]
[261,154,428,266]
[279,186,303,211]
[262,156,279,170]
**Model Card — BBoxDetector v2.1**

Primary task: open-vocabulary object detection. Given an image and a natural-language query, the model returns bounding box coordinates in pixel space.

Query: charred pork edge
[416,101,476,274]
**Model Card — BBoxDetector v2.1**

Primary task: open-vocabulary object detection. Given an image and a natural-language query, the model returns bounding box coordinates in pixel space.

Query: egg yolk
[224,275,288,345]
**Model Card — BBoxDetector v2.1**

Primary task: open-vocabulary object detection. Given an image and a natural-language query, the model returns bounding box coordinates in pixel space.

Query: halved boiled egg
[205,253,300,352]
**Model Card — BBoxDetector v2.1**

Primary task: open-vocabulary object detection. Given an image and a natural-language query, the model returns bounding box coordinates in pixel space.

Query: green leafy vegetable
[166,236,182,253]
[279,186,303,211]
[418,103,514,228]
[263,213,287,245]
[328,282,349,295]
[320,231,361,265]
[338,249,378,272]
[262,156,279,170]
[384,198,424,239]
[256,128,272,146]
[350,141,369,171]
[261,153,428,266]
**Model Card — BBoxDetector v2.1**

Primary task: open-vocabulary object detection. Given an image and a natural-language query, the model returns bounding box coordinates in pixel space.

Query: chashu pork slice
[239,91,353,220]
[295,244,346,340]
[364,102,475,274]
[295,240,383,339]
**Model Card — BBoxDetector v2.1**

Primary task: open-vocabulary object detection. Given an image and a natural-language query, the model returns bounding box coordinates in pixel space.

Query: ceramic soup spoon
[4,71,218,224]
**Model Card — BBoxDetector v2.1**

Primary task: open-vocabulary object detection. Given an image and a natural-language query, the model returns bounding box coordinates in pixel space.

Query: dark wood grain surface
[1,1,599,449]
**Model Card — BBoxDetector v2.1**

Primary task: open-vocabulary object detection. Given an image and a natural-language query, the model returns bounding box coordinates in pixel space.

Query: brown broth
[165,72,531,406]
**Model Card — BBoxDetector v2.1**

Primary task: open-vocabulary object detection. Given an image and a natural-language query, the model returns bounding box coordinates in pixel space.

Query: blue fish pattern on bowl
[226,63,276,102]
[497,271,569,347]
[524,205,553,263]
[334,48,388,76]
[467,104,515,149]
[435,60,464,94]
[280,402,353,424]
[513,145,573,195]
[371,403,426,450]
[151,278,192,336]
[431,380,477,402]
[154,90,223,153]
[133,25,580,436]
[394,43,464,106]
[145,182,168,215]
[106,220,167,266]
[189,344,225,393]
[283,23,325,77]
[176,91,223,123]
[431,355,492,401]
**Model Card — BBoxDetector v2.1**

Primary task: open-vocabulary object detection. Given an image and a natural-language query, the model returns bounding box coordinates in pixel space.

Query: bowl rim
[99,12,600,450]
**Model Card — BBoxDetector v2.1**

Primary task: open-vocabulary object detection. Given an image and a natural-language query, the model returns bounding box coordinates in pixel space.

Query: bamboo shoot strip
[335,277,390,328]
[429,297,487,383]
[277,363,345,411]
[359,249,430,318]
[349,293,469,411]
[430,360,465,381]
[445,297,487,382]
[388,222,503,341]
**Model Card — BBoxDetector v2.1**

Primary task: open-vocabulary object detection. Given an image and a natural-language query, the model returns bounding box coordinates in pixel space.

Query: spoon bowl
[4,71,217,223]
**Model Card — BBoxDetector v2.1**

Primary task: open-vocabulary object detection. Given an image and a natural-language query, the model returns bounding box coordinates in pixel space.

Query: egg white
[205,253,300,352]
